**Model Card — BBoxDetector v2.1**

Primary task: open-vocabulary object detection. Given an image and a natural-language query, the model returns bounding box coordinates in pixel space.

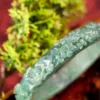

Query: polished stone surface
[14,22,100,100]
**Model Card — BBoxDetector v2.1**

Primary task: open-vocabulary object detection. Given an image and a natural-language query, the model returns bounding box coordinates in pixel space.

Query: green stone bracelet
[14,22,100,100]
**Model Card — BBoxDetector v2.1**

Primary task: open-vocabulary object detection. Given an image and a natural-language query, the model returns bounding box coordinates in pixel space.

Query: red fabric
[68,0,100,29]
[2,71,22,93]
[0,0,11,44]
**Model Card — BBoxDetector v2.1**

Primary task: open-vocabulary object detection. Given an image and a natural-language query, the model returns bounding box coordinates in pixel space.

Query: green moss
[0,0,85,73]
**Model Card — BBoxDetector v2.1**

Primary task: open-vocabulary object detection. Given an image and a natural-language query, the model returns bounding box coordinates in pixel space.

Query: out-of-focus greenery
[0,0,85,73]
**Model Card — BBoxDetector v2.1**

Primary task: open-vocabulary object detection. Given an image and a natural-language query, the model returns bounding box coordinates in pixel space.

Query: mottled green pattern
[14,22,100,100]
[33,42,100,100]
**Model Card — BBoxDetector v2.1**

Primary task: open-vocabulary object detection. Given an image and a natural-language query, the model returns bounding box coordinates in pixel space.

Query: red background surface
[0,0,100,99]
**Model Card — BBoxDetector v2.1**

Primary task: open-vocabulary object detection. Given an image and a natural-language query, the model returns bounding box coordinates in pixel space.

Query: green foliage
[0,0,85,73]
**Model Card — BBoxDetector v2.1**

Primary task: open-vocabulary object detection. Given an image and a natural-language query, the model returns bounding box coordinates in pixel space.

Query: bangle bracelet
[14,22,100,100]
[32,42,100,100]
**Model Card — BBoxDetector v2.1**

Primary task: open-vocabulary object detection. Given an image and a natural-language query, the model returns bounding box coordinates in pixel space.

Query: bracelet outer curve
[14,22,100,100]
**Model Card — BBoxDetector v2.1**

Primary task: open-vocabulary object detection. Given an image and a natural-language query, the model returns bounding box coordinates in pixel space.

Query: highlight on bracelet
[14,22,100,100]
[0,0,100,100]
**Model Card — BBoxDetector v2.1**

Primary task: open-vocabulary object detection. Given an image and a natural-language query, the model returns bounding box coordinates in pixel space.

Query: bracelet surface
[32,41,100,100]
[14,22,100,100]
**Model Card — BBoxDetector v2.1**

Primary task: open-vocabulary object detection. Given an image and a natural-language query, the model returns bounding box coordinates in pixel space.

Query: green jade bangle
[14,22,100,100]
